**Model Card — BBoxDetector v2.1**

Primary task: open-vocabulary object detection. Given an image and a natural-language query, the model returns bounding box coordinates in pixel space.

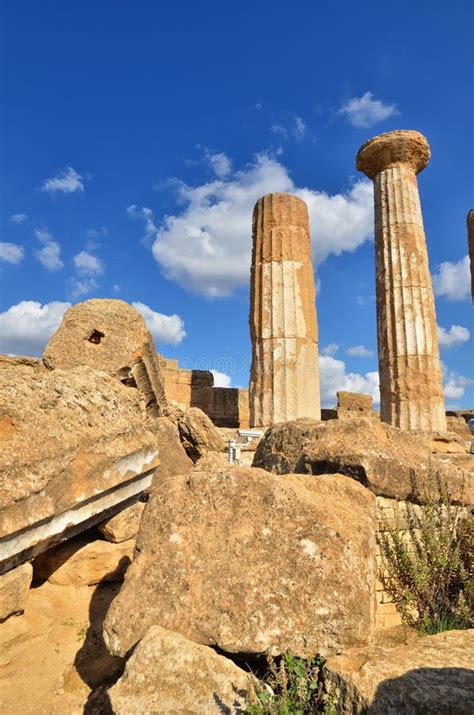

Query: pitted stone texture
[98,501,145,543]
[249,192,320,427]
[0,563,33,622]
[0,357,161,542]
[468,209,474,301]
[337,391,373,420]
[252,417,472,505]
[108,626,254,714]
[324,629,474,714]
[357,131,445,432]
[177,407,226,462]
[43,299,167,416]
[104,460,376,659]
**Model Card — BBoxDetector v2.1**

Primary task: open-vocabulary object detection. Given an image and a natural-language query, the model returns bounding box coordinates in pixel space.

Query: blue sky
[1,0,472,407]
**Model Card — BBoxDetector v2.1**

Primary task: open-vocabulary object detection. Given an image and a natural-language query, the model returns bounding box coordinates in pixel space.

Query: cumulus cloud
[0,242,25,265]
[211,369,232,388]
[442,363,472,400]
[432,255,470,301]
[321,343,339,357]
[0,300,70,355]
[127,205,158,246]
[437,324,470,349]
[338,91,399,128]
[41,166,84,194]
[35,229,63,271]
[319,355,380,407]
[148,153,373,297]
[346,344,375,357]
[73,251,104,276]
[132,301,186,345]
[204,150,232,178]
[10,213,28,224]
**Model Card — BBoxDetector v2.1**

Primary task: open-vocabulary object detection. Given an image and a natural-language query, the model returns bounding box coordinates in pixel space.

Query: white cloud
[319,355,380,407]
[73,251,104,276]
[346,344,375,357]
[432,255,470,301]
[437,324,470,349]
[211,369,232,388]
[10,213,27,224]
[442,363,472,400]
[69,277,98,299]
[148,153,373,297]
[338,91,399,128]
[41,166,84,194]
[294,116,306,138]
[206,150,232,178]
[127,205,158,246]
[0,300,70,355]
[35,229,63,271]
[321,343,339,357]
[0,242,25,265]
[132,301,186,345]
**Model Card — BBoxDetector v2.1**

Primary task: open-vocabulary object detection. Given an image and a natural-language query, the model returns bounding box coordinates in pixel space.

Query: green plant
[378,477,473,634]
[245,652,338,715]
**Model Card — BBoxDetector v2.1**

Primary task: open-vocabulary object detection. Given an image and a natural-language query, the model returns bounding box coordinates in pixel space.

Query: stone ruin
[468,208,474,301]
[1,129,473,713]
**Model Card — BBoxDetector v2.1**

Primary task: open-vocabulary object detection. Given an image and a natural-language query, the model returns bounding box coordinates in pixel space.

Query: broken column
[249,192,320,426]
[357,130,446,432]
[468,209,474,302]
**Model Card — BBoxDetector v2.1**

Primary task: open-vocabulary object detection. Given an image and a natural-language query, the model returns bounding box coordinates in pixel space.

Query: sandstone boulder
[104,459,376,659]
[33,536,134,586]
[324,629,474,714]
[43,299,167,416]
[98,502,145,543]
[253,418,472,505]
[0,563,33,622]
[108,625,254,714]
[177,406,226,461]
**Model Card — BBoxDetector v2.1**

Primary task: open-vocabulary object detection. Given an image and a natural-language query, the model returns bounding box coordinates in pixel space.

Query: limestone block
[177,407,226,461]
[337,391,373,420]
[0,563,33,622]
[98,501,146,543]
[103,459,376,659]
[108,625,254,714]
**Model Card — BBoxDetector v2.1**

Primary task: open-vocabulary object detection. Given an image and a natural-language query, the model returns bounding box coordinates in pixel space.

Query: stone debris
[324,629,474,714]
[33,536,134,586]
[253,417,472,505]
[108,625,255,714]
[104,458,376,659]
[249,192,320,426]
[0,563,33,622]
[176,406,226,462]
[98,501,146,544]
[336,391,374,420]
[357,130,446,432]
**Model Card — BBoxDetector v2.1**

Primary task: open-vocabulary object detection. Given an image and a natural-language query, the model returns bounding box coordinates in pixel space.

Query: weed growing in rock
[378,478,473,634]
[245,652,338,714]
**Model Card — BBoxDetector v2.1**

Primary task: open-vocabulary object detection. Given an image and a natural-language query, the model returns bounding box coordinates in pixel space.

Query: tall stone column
[357,130,446,432]
[249,192,320,427]
[468,209,474,302]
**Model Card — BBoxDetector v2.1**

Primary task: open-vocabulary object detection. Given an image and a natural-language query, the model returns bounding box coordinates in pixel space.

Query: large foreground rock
[98,501,145,543]
[108,625,254,714]
[324,629,474,714]
[177,407,226,461]
[253,418,472,505]
[0,563,33,622]
[104,459,376,658]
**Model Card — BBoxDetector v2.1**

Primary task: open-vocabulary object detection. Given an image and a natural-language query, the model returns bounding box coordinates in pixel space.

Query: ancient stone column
[468,209,474,302]
[249,192,320,426]
[357,130,446,432]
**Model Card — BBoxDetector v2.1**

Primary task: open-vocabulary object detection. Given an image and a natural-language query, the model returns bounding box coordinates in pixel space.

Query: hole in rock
[88,329,105,344]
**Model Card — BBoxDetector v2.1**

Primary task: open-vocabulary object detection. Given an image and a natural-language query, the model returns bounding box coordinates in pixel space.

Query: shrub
[378,477,473,634]
[245,652,338,715]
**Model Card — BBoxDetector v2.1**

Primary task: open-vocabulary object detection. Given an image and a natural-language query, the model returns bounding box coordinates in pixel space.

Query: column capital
[356,130,430,180]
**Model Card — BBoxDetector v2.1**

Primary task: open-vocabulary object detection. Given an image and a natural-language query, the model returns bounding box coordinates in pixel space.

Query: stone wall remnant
[337,391,374,420]
[357,130,446,432]
[249,192,320,426]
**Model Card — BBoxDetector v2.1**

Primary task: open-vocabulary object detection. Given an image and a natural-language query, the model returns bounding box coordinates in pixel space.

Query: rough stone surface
[98,501,146,543]
[0,357,161,543]
[104,459,376,659]
[108,625,254,714]
[337,391,373,420]
[177,406,226,461]
[324,629,474,714]
[33,536,134,586]
[446,411,473,439]
[43,299,167,416]
[468,209,474,301]
[253,418,472,505]
[0,563,33,622]
[249,192,320,426]
[357,130,446,432]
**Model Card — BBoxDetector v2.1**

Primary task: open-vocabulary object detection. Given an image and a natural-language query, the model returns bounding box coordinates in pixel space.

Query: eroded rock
[104,458,376,659]
[98,502,145,544]
[177,407,226,462]
[0,563,33,622]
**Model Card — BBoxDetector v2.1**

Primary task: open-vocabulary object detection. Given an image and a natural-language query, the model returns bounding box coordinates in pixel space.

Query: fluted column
[357,130,446,432]
[468,209,474,302]
[249,192,320,427]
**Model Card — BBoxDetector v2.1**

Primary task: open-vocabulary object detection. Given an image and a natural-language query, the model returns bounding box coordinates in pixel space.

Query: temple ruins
[357,130,447,432]
[249,192,320,426]
[468,208,474,301]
